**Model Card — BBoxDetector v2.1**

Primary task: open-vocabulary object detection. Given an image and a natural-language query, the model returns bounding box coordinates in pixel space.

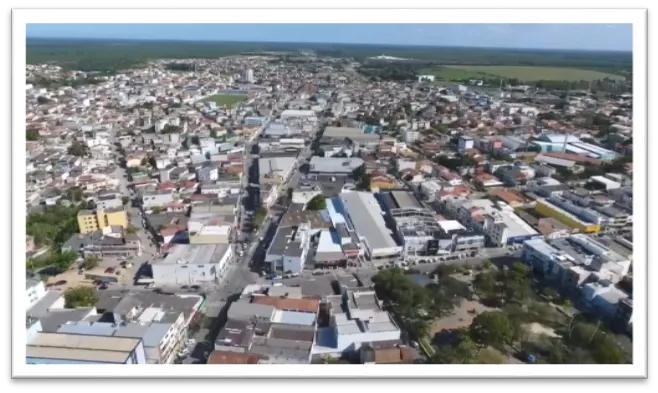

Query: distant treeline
[27,38,632,73]
[357,61,630,93]
[164,63,196,71]
[27,75,104,89]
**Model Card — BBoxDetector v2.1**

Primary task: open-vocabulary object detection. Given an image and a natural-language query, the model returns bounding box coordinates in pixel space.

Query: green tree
[473,270,498,298]
[67,140,88,157]
[125,225,139,234]
[64,286,98,308]
[470,311,515,352]
[482,260,493,270]
[121,196,131,206]
[81,256,101,270]
[432,334,477,364]
[306,194,327,211]
[26,129,40,141]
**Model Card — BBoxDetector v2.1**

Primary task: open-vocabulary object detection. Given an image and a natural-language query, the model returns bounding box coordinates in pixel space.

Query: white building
[402,129,420,144]
[280,109,317,121]
[443,198,541,246]
[26,279,47,310]
[244,68,254,83]
[151,244,233,286]
[56,311,187,365]
[523,235,631,289]
[312,290,400,356]
[340,191,402,260]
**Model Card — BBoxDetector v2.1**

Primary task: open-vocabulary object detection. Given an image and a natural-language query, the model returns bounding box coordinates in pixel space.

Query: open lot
[201,94,247,107]
[422,65,625,82]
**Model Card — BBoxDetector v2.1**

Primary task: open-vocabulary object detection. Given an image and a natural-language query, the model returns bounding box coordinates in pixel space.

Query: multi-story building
[535,197,603,233]
[522,234,631,292]
[313,290,401,357]
[216,291,320,364]
[151,244,233,286]
[26,332,147,364]
[443,198,541,246]
[77,208,128,234]
[56,314,185,365]
[81,226,142,258]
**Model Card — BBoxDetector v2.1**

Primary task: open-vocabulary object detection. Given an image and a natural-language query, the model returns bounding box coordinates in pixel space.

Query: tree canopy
[67,140,89,157]
[306,194,327,211]
[26,129,40,141]
[64,286,98,308]
[27,205,81,247]
[470,311,516,351]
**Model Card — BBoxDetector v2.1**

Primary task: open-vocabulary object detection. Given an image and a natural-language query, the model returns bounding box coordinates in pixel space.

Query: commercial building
[340,191,402,260]
[77,208,128,234]
[522,234,631,292]
[215,292,321,364]
[79,226,142,258]
[280,109,317,121]
[535,196,603,233]
[313,290,401,357]
[151,243,233,286]
[308,157,364,175]
[27,332,147,364]
[322,126,380,145]
[265,210,332,274]
[443,198,541,246]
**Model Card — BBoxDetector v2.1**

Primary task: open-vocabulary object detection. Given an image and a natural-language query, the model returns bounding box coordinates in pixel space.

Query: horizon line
[25,36,633,54]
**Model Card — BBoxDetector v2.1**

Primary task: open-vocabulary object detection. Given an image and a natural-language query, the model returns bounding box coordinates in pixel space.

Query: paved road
[290,248,526,280]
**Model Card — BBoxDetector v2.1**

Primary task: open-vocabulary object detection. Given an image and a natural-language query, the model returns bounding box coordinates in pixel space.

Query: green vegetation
[121,196,131,206]
[202,94,247,108]
[27,205,81,248]
[26,129,40,141]
[435,154,478,171]
[64,287,98,308]
[81,256,101,270]
[27,39,631,75]
[27,251,78,275]
[67,140,89,157]
[27,75,104,89]
[434,262,630,364]
[306,194,327,211]
[351,165,371,191]
[125,225,139,234]
[373,268,473,339]
[423,65,624,82]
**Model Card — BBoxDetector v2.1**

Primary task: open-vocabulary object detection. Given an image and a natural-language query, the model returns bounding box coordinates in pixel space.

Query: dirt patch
[429,298,498,336]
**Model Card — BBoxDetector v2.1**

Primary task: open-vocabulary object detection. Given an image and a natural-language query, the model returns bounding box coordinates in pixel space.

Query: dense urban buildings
[23,38,634,367]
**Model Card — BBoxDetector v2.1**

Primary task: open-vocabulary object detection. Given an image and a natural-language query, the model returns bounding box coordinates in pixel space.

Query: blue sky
[26,24,632,51]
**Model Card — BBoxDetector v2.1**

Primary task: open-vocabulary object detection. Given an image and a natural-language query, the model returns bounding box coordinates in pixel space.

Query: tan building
[77,208,129,234]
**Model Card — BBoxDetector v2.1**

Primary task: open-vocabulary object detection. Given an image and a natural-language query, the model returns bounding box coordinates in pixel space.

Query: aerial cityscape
[23,23,634,367]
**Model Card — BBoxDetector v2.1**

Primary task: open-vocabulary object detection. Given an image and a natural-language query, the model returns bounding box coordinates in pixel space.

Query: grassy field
[422,65,625,82]
[202,94,247,107]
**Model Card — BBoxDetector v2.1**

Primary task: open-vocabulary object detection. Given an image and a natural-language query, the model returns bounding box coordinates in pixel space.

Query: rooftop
[26,332,140,364]
[156,243,231,266]
[340,191,399,252]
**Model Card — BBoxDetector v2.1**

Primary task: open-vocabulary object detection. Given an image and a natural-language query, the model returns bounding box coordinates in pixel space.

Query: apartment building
[77,208,129,234]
